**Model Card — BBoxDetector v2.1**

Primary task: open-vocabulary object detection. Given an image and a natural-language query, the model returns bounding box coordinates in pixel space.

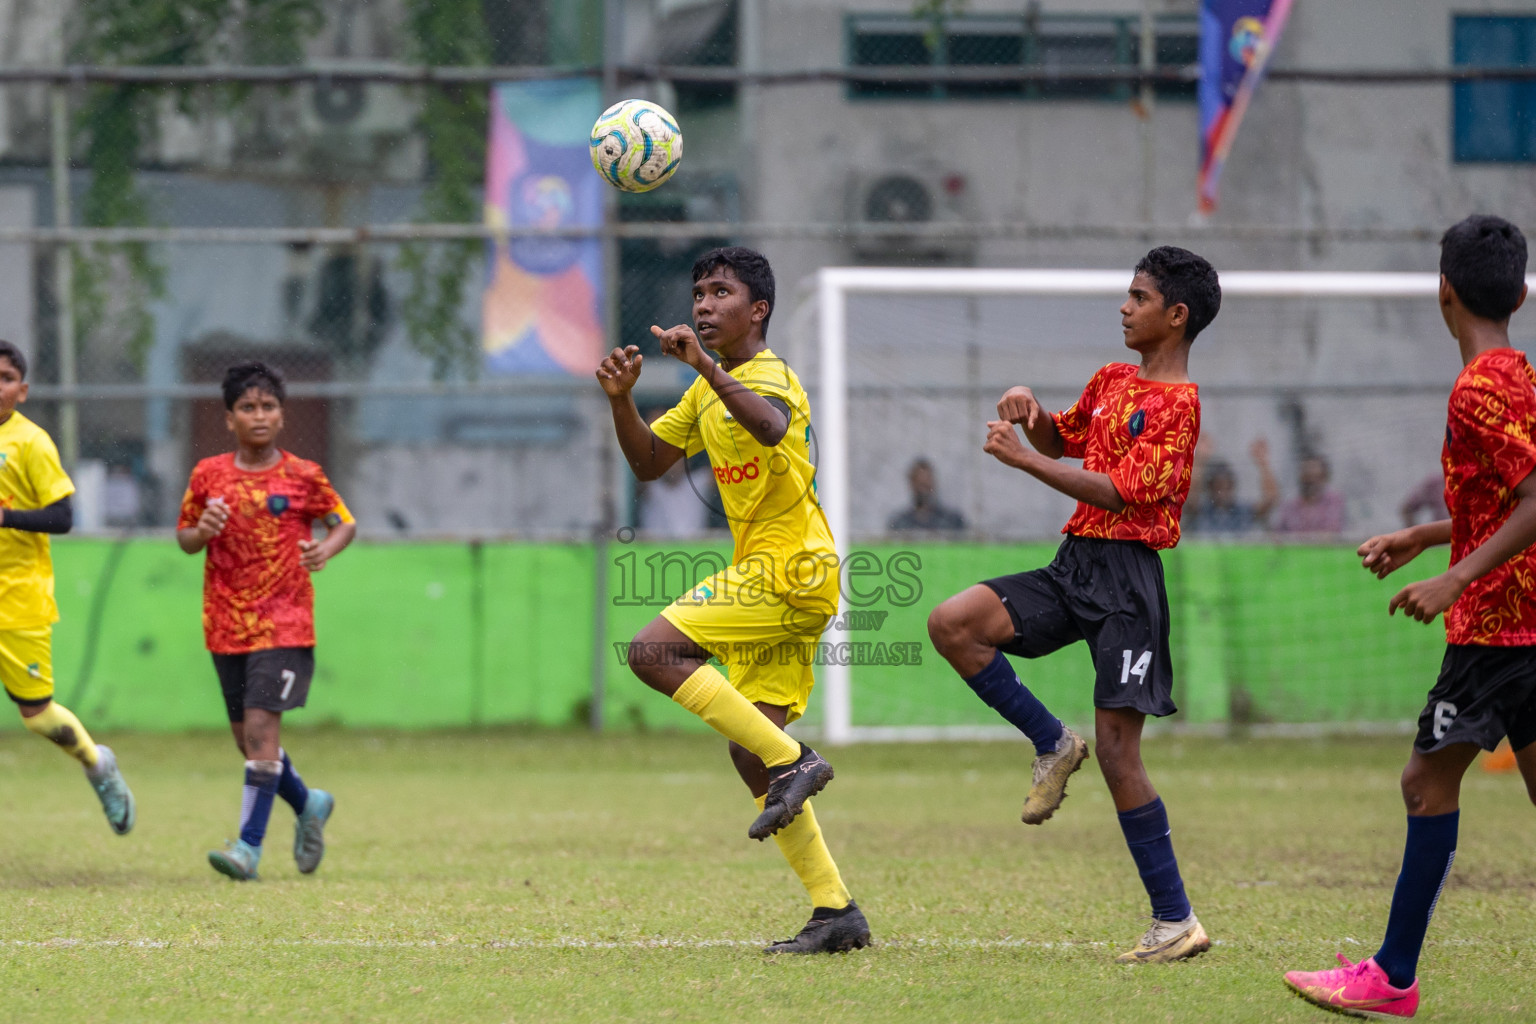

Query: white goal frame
[815,267,1452,745]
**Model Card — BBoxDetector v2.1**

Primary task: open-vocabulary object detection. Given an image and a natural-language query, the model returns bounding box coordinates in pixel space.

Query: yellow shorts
[0,625,54,705]
[660,563,834,723]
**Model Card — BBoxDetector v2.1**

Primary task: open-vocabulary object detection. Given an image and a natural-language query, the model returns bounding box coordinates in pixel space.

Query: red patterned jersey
[178,451,354,654]
[1050,363,1200,550]
[1442,347,1536,646]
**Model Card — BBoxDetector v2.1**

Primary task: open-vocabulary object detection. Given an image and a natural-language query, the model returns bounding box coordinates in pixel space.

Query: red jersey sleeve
[1051,368,1103,460]
[1449,378,1536,493]
[303,465,354,526]
[177,463,207,530]
[1108,392,1200,506]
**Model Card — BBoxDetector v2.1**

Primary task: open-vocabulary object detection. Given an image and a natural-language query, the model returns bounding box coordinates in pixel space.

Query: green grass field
[2,730,1533,1023]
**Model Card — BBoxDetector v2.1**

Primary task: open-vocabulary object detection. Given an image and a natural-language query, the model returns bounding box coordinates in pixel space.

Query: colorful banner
[1197,0,1295,213]
[482,80,605,375]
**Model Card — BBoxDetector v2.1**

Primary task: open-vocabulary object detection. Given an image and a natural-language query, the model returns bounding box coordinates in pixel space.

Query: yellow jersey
[0,412,74,628]
[651,349,837,608]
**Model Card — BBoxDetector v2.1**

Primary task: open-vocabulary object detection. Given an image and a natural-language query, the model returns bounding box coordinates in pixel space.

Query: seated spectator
[1272,452,1346,536]
[636,406,717,538]
[1400,471,1449,527]
[888,457,965,532]
[103,464,143,528]
[1186,439,1278,535]
[637,456,714,538]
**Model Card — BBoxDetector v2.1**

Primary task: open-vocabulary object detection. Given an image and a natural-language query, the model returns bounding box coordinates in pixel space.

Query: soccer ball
[589,99,683,193]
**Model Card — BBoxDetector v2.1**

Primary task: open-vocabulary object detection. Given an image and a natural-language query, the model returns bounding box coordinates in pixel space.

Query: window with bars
[1452,15,1536,163]
[845,12,1199,102]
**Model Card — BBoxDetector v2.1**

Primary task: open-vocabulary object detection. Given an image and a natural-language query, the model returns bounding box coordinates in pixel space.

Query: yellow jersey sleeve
[21,429,74,507]
[650,379,706,457]
[0,415,72,628]
[734,358,803,418]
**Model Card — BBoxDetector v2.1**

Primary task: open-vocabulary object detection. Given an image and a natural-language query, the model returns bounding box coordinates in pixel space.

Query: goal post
[814,267,1451,746]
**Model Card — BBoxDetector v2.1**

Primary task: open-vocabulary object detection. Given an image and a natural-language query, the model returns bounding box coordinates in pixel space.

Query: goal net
[793,267,1526,744]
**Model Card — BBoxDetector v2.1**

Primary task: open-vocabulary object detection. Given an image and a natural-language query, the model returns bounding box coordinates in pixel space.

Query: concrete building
[0,1,1529,539]
[737,0,1536,539]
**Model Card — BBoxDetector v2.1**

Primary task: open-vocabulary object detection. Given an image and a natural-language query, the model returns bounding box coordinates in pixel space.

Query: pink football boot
[1284,954,1419,1019]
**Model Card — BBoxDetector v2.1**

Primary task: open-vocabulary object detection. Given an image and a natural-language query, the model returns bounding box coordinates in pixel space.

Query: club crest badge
[266,494,290,515]
[1129,409,1146,438]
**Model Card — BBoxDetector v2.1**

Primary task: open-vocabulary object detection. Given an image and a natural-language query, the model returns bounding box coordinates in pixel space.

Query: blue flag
[1198,0,1294,212]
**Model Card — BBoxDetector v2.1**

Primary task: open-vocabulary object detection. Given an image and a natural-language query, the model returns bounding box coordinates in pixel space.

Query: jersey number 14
[1120,650,1151,686]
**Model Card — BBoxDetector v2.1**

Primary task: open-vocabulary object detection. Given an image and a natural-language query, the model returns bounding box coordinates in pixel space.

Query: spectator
[1400,471,1449,527]
[1185,439,1278,535]
[637,456,714,538]
[888,457,966,532]
[1272,451,1346,536]
[635,406,716,538]
[103,464,142,528]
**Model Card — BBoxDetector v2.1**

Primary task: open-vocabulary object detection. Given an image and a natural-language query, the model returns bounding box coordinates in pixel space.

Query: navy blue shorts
[1416,644,1536,753]
[212,647,315,722]
[982,535,1177,718]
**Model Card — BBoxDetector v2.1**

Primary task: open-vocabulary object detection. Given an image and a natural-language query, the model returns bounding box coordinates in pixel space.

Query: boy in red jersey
[1284,217,1532,1019]
[178,362,356,881]
[927,246,1219,964]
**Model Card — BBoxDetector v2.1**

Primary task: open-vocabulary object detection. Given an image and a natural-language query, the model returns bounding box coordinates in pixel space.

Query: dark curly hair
[0,339,28,380]
[692,246,776,337]
[1134,246,1222,342]
[222,361,286,410]
[1440,215,1528,321]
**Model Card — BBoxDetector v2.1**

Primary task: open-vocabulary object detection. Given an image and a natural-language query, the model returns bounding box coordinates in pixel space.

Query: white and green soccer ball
[589,99,683,193]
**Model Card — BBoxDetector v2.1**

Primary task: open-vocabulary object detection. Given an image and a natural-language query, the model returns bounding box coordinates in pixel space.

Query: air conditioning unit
[846,167,975,264]
[300,81,416,139]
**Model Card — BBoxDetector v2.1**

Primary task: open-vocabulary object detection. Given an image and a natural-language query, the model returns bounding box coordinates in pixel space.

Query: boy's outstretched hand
[1361,526,1464,624]
[596,345,643,397]
[983,420,1031,469]
[1387,573,1466,624]
[1357,528,1426,579]
[298,538,334,573]
[651,324,711,374]
[996,386,1045,430]
[194,497,229,542]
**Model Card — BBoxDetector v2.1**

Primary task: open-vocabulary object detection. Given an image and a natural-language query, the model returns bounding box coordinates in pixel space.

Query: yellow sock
[23,701,100,768]
[755,795,851,909]
[672,665,800,768]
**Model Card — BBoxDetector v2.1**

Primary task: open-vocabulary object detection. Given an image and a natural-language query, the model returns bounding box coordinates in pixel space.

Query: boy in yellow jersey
[0,340,134,834]
[596,246,870,954]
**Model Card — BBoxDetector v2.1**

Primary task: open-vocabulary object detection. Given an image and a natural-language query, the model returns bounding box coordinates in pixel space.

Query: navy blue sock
[1117,797,1192,922]
[1375,811,1458,989]
[277,749,310,815]
[963,651,1063,755]
[238,760,281,848]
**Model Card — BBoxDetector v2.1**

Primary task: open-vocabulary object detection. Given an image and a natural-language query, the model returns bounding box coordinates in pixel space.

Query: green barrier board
[0,537,1452,734]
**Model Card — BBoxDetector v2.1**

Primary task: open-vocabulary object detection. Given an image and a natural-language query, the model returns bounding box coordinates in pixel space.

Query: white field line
[7,937,1109,951]
[4,935,1468,952]
[796,721,1419,744]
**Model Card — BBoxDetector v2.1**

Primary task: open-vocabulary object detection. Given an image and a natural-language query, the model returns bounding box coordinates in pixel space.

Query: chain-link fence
[0,40,1526,540]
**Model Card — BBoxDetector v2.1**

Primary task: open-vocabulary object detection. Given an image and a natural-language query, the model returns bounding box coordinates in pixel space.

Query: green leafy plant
[69,0,323,371]
[399,0,490,380]
[912,0,968,51]
[73,84,163,373]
